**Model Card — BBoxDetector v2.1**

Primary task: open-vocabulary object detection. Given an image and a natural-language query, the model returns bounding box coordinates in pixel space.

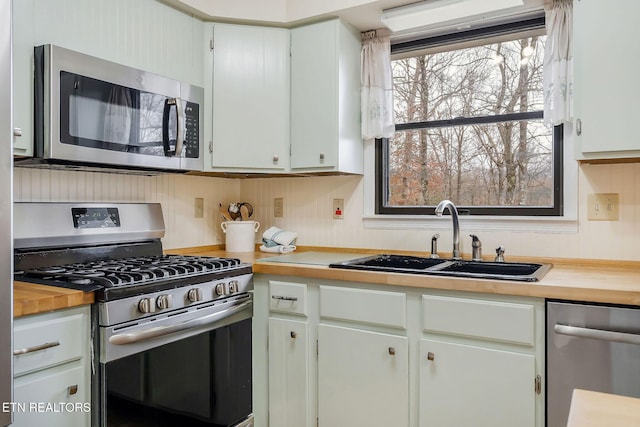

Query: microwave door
[56,71,181,170]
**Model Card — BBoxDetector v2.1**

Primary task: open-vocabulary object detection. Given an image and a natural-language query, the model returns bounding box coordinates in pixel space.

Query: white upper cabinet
[290,19,363,174]
[12,0,35,157]
[204,23,290,172]
[573,0,640,161]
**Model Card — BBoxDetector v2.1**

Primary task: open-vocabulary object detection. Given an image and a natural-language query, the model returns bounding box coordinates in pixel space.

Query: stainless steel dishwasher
[546,300,640,427]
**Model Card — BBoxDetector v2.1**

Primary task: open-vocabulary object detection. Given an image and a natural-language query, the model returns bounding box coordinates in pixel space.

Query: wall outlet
[333,198,344,219]
[274,198,284,217]
[587,193,619,221]
[194,197,204,218]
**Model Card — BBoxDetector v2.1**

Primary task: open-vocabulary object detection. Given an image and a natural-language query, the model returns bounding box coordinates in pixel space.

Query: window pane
[386,119,554,207]
[392,36,545,123]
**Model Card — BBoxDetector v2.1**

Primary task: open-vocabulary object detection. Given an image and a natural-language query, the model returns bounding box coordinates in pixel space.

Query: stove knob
[187,288,202,303]
[215,283,227,296]
[156,294,172,310]
[228,280,239,294]
[138,298,156,314]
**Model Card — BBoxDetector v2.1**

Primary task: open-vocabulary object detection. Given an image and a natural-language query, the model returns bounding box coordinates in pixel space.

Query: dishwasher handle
[554,324,640,346]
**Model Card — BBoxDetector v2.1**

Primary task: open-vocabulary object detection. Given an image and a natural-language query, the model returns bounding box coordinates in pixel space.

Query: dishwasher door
[546,301,640,427]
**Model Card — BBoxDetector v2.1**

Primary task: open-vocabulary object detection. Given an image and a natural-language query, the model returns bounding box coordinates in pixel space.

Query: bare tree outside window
[381,28,561,215]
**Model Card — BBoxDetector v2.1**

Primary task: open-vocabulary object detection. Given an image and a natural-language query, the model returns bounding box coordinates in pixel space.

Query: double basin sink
[329,254,551,282]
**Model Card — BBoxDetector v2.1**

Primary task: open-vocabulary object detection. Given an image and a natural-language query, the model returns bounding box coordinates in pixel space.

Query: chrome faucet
[435,200,461,260]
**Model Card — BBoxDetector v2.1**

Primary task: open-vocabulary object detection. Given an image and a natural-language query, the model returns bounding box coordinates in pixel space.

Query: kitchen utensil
[219,205,233,221]
[240,204,250,221]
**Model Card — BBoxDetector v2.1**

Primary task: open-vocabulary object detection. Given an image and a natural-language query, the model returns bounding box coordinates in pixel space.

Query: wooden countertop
[567,389,640,427]
[15,245,640,317]
[13,281,94,318]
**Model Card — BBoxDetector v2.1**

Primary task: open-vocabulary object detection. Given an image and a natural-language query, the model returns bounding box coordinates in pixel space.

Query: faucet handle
[469,234,482,261]
[495,246,505,262]
[430,233,440,259]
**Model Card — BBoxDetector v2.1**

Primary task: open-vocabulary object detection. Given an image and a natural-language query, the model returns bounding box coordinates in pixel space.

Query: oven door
[97,296,253,427]
[36,44,203,171]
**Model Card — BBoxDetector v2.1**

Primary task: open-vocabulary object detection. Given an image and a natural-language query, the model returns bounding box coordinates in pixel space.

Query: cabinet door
[13,363,90,427]
[574,0,640,159]
[12,0,35,157]
[290,21,339,170]
[419,339,535,427]
[268,318,310,427]
[318,324,408,427]
[210,24,290,171]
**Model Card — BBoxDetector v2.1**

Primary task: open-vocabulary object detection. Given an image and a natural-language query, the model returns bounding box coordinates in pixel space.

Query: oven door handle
[554,324,640,345]
[109,300,251,345]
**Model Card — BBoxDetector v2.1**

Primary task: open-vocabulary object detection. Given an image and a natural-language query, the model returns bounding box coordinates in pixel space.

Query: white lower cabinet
[13,363,88,427]
[318,324,408,427]
[12,306,91,427]
[419,339,535,427]
[254,274,544,427]
[268,318,309,427]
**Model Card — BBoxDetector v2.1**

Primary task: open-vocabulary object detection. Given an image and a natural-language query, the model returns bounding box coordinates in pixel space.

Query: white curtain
[543,0,573,126]
[361,29,394,139]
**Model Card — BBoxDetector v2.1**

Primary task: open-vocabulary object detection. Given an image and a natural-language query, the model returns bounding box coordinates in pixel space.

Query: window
[376,16,563,216]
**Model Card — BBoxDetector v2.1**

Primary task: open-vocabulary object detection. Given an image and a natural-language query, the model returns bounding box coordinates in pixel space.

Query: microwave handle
[162,98,184,157]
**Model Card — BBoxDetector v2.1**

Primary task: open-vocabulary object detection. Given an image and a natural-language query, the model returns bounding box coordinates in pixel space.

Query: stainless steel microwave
[26,44,203,173]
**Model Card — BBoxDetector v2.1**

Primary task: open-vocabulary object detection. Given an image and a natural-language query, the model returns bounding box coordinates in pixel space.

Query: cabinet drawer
[320,286,406,329]
[270,281,308,316]
[422,295,534,346]
[14,307,88,377]
[13,363,90,427]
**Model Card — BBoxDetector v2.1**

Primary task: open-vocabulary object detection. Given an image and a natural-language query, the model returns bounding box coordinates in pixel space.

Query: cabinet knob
[319,152,325,161]
[388,347,396,356]
[290,331,297,339]
[13,127,22,137]
[427,352,435,361]
[273,155,279,163]
[67,385,78,396]
[576,118,582,136]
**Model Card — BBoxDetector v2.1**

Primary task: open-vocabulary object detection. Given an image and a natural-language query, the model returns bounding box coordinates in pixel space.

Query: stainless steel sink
[329,255,551,282]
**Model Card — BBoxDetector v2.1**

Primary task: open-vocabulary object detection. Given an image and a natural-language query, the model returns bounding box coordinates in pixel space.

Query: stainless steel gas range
[13,202,254,427]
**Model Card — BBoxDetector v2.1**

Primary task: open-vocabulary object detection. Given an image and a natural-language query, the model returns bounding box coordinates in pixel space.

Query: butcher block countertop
[13,281,94,318]
[14,245,640,317]
[567,389,640,427]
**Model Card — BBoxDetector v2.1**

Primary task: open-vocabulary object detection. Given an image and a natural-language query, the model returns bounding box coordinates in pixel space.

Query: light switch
[587,193,619,221]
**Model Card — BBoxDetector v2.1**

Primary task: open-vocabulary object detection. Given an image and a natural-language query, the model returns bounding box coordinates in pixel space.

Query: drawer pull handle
[13,341,61,356]
[388,347,396,356]
[272,295,298,302]
[290,331,297,339]
[67,385,78,396]
[427,352,435,361]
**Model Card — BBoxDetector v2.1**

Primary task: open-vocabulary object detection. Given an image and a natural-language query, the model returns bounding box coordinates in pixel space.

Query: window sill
[362,214,578,234]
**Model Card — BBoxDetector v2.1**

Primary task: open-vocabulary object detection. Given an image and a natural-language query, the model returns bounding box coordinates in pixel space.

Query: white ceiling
[162,0,548,32]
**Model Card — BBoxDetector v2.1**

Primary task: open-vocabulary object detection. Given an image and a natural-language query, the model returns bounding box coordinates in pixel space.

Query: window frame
[376,16,564,217]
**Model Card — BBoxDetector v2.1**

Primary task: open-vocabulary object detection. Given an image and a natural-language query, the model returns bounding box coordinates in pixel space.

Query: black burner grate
[21,255,244,288]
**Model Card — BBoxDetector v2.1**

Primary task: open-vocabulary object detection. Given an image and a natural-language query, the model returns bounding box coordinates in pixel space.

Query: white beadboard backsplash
[13,168,240,250]
[13,163,640,260]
